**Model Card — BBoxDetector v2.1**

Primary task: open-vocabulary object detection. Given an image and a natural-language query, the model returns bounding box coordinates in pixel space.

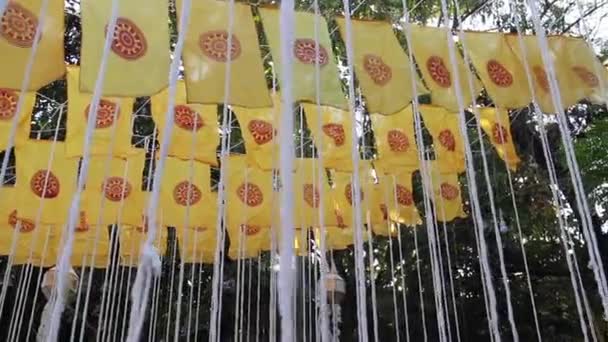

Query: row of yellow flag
[1,0,606,116]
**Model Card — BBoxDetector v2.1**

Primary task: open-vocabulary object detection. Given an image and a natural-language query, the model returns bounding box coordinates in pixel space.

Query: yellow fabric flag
[259,8,346,109]
[13,225,56,266]
[119,225,168,266]
[329,164,374,230]
[368,183,399,237]
[151,81,219,166]
[226,156,274,228]
[15,140,78,224]
[293,158,338,229]
[504,34,577,113]
[302,103,353,172]
[377,171,421,227]
[478,107,521,171]
[323,226,354,251]
[228,224,271,259]
[80,0,169,96]
[178,0,271,107]
[462,32,532,109]
[0,89,35,150]
[335,18,426,115]
[68,224,110,268]
[408,25,482,111]
[419,105,465,173]
[371,106,419,173]
[176,191,217,264]
[0,0,65,90]
[428,163,467,222]
[232,97,279,171]
[159,157,214,228]
[66,67,134,158]
[82,151,145,226]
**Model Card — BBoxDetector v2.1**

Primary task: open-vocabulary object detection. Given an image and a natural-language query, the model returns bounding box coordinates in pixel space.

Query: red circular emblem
[293,38,329,66]
[438,129,456,152]
[486,59,513,87]
[387,130,410,152]
[426,56,451,88]
[440,183,459,200]
[0,89,18,120]
[102,177,132,202]
[344,183,363,206]
[572,66,599,88]
[173,181,202,206]
[532,66,550,93]
[363,54,392,86]
[8,210,35,232]
[199,30,241,62]
[241,224,261,236]
[395,185,414,206]
[109,17,147,60]
[491,123,509,144]
[303,184,319,208]
[322,123,345,146]
[1,2,38,48]
[335,210,347,229]
[30,170,60,198]
[174,105,204,132]
[236,182,264,207]
[379,204,388,221]
[248,120,274,145]
[85,99,120,129]
[74,211,89,232]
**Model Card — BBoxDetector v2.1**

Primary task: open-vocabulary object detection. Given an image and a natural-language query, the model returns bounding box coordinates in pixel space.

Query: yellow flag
[335,18,427,115]
[159,157,214,228]
[462,32,532,109]
[178,0,271,107]
[323,226,354,251]
[232,97,279,171]
[293,158,338,229]
[419,105,465,173]
[371,106,419,173]
[329,165,374,230]
[13,225,56,266]
[377,171,421,227]
[0,0,65,90]
[119,225,168,266]
[259,8,346,109]
[177,225,217,264]
[302,103,353,172]
[227,224,271,259]
[80,0,169,96]
[478,108,521,171]
[151,81,219,166]
[66,67,134,158]
[226,156,274,228]
[0,89,35,150]
[15,140,78,224]
[428,163,467,222]
[68,224,110,268]
[82,151,145,226]
[408,25,482,111]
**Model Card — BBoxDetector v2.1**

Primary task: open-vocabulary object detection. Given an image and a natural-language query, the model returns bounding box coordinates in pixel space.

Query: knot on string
[141,244,162,277]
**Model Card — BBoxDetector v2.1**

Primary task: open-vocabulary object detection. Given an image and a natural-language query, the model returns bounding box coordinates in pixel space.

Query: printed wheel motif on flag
[426,56,451,88]
[379,204,388,221]
[532,66,550,93]
[293,38,329,66]
[136,215,149,233]
[335,210,347,229]
[102,177,132,202]
[438,129,456,152]
[248,120,274,145]
[395,185,414,206]
[30,170,60,199]
[241,224,261,236]
[173,181,202,206]
[237,182,264,207]
[199,30,241,62]
[363,54,392,86]
[486,60,513,87]
[76,211,89,232]
[572,66,599,88]
[8,210,35,232]
[109,17,147,60]
[0,89,18,120]
[174,105,204,131]
[440,183,459,201]
[85,99,120,129]
[303,184,320,208]
[322,123,345,146]
[491,123,509,144]
[387,130,410,152]
[1,2,38,48]
[344,183,363,206]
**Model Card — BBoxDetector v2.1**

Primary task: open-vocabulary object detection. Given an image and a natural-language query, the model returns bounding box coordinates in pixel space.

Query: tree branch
[561,2,608,34]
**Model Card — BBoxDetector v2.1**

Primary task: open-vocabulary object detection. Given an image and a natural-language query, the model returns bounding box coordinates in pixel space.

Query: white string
[364,215,379,342]
[194,260,204,342]
[164,230,179,341]
[255,254,261,342]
